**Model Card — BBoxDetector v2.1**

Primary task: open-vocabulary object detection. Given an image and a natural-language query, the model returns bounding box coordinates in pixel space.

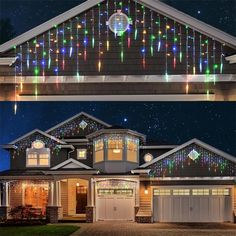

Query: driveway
[69,221,236,236]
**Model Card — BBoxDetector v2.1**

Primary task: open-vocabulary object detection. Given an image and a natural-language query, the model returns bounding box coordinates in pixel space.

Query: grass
[0,225,79,236]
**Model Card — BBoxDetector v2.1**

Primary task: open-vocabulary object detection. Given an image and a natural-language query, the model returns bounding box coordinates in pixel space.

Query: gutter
[0,57,17,66]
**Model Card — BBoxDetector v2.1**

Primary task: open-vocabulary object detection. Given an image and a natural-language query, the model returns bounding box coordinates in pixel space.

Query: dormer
[87,126,146,173]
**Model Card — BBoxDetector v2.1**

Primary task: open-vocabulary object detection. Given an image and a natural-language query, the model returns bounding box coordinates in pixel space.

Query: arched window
[26,140,50,167]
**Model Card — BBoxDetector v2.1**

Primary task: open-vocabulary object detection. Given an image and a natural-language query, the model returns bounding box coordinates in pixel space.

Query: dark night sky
[0,0,235,39]
[0,1,236,171]
[0,102,236,171]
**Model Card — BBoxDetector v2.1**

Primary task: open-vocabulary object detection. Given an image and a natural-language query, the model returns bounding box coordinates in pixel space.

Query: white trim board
[9,129,66,145]
[1,75,236,83]
[0,0,235,53]
[0,57,17,66]
[17,94,216,101]
[140,138,236,168]
[51,158,92,170]
[46,111,111,133]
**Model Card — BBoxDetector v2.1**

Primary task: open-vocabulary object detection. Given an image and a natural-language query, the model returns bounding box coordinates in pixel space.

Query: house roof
[46,111,111,133]
[51,158,92,170]
[0,0,235,54]
[8,129,66,145]
[140,138,236,168]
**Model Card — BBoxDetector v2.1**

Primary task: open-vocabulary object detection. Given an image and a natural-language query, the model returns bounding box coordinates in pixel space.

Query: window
[173,189,190,195]
[212,188,230,196]
[127,138,138,163]
[26,140,50,167]
[144,153,153,163]
[95,139,104,163]
[27,153,38,166]
[192,189,209,195]
[77,149,87,160]
[154,189,171,196]
[107,137,123,161]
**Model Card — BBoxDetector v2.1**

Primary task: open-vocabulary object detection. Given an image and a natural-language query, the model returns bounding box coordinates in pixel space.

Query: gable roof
[140,138,236,168]
[8,129,66,145]
[51,158,92,170]
[46,111,111,133]
[0,0,235,54]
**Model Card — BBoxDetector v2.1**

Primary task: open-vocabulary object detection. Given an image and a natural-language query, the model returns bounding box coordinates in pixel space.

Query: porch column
[0,182,10,219]
[2,182,9,206]
[86,178,95,223]
[46,180,62,223]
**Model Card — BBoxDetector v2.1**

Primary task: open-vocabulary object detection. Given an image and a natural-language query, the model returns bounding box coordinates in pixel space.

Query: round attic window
[108,11,130,36]
[144,153,153,163]
[32,140,45,149]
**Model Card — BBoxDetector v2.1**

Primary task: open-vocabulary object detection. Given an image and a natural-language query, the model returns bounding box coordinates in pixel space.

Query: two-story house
[0,112,235,223]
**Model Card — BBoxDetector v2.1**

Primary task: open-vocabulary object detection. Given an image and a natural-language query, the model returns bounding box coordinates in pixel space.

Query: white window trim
[26,147,50,168]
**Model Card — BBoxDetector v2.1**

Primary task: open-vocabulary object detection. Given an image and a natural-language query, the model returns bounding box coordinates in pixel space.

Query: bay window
[126,137,138,163]
[95,139,104,163]
[107,137,123,161]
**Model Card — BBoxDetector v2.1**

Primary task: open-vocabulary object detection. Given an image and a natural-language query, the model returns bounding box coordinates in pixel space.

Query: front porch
[0,176,142,223]
[0,177,92,223]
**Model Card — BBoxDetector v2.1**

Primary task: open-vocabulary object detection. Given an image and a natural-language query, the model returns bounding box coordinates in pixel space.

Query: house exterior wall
[10,131,68,170]
[1,0,235,77]
[147,143,236,177]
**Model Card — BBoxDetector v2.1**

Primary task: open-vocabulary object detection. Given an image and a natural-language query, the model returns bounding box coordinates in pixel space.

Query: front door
[76,186,87,214]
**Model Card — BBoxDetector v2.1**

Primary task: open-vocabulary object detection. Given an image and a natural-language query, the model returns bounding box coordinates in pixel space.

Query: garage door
[96,189,135,221]
[153,187,233,222]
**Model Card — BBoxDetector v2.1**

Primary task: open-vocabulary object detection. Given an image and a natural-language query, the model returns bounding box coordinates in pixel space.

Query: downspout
[67,146,75,159]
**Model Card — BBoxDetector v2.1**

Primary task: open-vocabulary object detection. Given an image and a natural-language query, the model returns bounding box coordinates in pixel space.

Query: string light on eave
[83,13,87,62]
[165,17,168,81]
[134,1,138,40]
[141,5,146,69]
[185,26,189,94]
[98,3,102,72]
[150,10,154,57]
[172,21,177,69]
[76,17,80,79]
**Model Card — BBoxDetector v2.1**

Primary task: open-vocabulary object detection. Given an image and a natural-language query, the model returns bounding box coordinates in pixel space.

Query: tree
[0,18,16,44]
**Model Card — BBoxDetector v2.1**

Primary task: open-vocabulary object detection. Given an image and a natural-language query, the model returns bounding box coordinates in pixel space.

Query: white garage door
[96,189,135,221]
[153,187,233,222]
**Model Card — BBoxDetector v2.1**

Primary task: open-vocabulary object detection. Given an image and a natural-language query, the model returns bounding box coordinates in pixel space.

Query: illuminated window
[77,149,87,160]
[173,189,190,195]
[26,140,50,167]
[27,153,38,166]
[144,153,153,163]
[212,188,230,196]
[107,137,123,161]
[95,139,104,163]
[154,189,171,195]
[192,189,209,195]
[127,138,138,163]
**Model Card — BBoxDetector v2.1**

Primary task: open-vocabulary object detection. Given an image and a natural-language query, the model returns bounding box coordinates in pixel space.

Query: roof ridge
[0,0,235,53]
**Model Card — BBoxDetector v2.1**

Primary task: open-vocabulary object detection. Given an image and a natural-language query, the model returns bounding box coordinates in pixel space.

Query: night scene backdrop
[0,0,236,44]
[0,1,236,170]
[0,102,236,171]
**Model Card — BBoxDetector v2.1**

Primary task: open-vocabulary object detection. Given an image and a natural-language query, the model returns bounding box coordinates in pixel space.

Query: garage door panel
[153,186,232,223]
[199,197,210,222]
[172,197,181,222]
[162,197,172,222]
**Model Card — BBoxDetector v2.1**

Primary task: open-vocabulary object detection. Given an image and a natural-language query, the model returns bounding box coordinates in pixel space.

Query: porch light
[76,183,80,187]
[113,149,121,154]
[144,189,148,195]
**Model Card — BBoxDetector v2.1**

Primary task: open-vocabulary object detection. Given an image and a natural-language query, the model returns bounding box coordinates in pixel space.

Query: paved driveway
[70,221,236,236]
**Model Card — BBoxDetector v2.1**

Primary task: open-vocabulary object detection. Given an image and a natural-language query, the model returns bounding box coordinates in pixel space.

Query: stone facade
[0,206,10,220]
[136,215,152,223]
[86,206,95,223]
[46,206,62,223]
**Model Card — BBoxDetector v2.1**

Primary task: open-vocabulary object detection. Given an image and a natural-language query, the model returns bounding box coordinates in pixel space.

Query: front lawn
[0,225,79,236]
